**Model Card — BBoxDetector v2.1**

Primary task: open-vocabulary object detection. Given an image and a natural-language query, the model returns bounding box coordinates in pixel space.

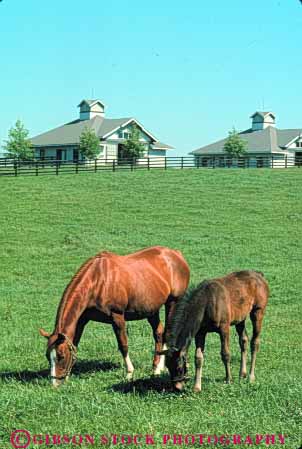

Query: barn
[191,112,302,168]
[30,99,173,163]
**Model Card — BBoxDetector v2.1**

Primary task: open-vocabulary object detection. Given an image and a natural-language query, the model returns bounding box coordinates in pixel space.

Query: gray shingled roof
[191,126,302,155]
[31,116,133,146]
[151,141,174,150]
[275,129,302,148]
[31,115,174,150]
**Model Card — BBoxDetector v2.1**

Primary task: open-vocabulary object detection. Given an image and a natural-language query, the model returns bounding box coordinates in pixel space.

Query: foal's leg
[249,308,264,382]
[193,331,206,392]
[219,326,232,383]
[112,312,134,380]
[148,313,165,375]
[235,321,249,379]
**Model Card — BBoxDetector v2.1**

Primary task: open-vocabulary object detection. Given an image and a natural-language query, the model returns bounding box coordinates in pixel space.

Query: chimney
[78,100,105,120]
[251,112,276,131]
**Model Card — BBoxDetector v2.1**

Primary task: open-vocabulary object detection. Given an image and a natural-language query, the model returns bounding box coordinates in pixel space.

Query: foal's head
[164,348,188,392]
[39,329,77,387]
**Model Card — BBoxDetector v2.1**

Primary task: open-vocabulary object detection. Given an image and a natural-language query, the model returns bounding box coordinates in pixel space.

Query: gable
[102,119,156,142]
[277,129,302,148]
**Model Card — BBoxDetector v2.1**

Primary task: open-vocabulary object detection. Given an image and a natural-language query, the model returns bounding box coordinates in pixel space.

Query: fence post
[95,159,97,172]
[113,160,116,172]
[164,157,167,170]
[271,155,274,169]
[181,157,184,169]
[14,160,17,177]
[76,161,79,174]
[148,157,150,170]
[212,157,215,169]
[35,160,39,176]
[56,161,59,175]
[285,155,287,169]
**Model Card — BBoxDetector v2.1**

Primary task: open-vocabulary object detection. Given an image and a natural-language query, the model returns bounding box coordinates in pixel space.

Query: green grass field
[0,169,301,449]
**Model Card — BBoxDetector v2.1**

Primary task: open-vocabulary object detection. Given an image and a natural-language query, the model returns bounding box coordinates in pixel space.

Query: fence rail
[0,155,301,177]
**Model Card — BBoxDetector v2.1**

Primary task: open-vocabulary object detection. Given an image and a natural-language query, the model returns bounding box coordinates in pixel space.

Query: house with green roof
[190,112,302,167]
[30,99,173,163]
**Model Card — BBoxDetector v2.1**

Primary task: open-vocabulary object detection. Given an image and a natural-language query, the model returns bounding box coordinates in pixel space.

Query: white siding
[105,143,118,159]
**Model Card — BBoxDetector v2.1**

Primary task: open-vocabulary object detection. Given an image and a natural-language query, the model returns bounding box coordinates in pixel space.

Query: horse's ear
[39,328,50,339]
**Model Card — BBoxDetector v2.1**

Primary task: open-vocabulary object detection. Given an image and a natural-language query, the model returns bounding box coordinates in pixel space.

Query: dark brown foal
[163,270,269,391]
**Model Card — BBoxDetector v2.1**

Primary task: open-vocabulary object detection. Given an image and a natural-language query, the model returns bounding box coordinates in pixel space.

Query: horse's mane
[168,282,209,351]
[55,253,103,331]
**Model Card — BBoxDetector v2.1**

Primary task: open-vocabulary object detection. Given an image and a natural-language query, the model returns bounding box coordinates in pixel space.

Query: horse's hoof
[126,372,134,381]
[152,368,163,376]
[249,375,256,383]
[193,386,201,393]
[239,372,247,379]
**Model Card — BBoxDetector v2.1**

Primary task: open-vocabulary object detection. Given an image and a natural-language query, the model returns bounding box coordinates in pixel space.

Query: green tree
[79,126,100,160]
[223,128,248,157]
[4,120,34,160]
[122,124,146,159]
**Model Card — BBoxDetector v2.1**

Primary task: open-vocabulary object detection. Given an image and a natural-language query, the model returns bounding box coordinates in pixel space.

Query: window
[295,152,302,167]
[226,158,232,168]
[256,157,264,168]
[201,157,208,167]
[73,149,79,162]
[218,157,225,167]
[118,130,131,139]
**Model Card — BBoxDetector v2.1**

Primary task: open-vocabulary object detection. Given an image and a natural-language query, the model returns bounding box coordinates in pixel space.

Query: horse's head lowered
[160,346,189,391]
[39,329,77,387]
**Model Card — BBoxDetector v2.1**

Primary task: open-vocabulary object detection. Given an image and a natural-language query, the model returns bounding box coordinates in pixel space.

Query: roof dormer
[78,99,105,120]
[251,111,276,131]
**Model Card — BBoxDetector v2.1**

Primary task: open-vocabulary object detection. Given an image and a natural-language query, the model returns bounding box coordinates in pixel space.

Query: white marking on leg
[154,343,167,375]
[50,349,58,387]
[193,348,204,392]
[124,354,134,380]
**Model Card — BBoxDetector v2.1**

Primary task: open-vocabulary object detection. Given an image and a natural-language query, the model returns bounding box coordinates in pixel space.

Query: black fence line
[0,155,301,177]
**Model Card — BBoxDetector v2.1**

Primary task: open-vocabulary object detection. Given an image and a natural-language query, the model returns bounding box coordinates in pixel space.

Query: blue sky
[0,0,301,156]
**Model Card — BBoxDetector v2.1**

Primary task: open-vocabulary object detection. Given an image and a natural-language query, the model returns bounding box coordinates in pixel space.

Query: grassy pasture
[0,169,301,449]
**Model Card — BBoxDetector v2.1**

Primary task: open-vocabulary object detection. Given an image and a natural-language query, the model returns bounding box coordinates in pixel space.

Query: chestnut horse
[39,246,190,387]
[162,270,269,392]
